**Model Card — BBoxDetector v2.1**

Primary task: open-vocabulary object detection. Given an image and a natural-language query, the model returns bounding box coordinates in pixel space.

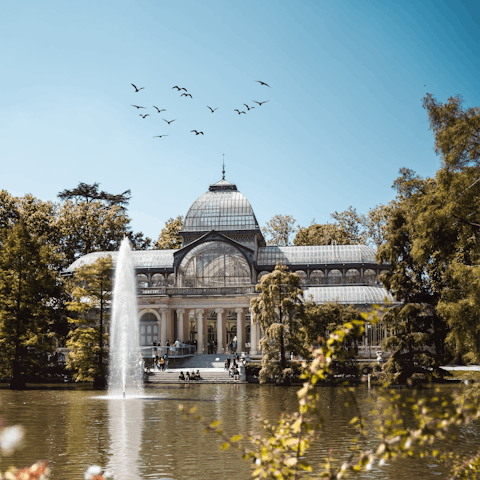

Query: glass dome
[178,241,251,287]
[182,179,260,232]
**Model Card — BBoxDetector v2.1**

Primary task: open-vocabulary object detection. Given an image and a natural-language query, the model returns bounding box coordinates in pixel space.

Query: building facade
[66,176,395,355]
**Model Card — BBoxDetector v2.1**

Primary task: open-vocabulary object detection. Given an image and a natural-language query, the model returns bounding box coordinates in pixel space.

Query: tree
[363,204,393,248]
[250,263,304,383]
[66,255,113,388]
[300,301,363,348]
[58,182,132,207]
[155,215,184,249]
[423,93,480,170]
[437,263,480,364]
[0,222,58,389]
[294,223,350,246]
[262,215,297,246]
[330,206,366,244]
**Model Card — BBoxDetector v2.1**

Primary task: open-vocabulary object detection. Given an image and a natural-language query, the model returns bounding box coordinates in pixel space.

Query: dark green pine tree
[0,221,58,389]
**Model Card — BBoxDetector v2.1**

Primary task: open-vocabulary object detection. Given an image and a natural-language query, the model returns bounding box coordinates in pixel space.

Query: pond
[0,383,477,479]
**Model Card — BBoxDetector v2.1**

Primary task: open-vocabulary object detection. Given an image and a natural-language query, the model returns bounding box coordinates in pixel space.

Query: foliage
[300,301,363,355]
[381,304,442,385]
[363,204,393,248]
[294,205,391,248]
[330,206,366,244]
[437,263,480,364]
[58,181,131,207]
[155,215,184,249]
[262,215,298,246]
[250,263,305,383]
[66,256,112,387]
[0,222,59,389]
[181,313,480,479]
[293,223,349,246]
[423,93,480,170]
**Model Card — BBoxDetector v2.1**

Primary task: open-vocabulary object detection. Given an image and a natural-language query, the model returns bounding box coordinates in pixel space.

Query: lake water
[0,383,478,480]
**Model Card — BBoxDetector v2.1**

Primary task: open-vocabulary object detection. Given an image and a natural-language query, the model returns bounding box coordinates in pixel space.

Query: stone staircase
[146,368,234,384]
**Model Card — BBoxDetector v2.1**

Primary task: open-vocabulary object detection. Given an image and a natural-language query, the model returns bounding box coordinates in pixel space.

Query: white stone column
[216,308,224,354]
[235,308,243,354]
[196,308,204,354]
[177,308,184,342]
[250,308,258,355]
[160,308,168,347]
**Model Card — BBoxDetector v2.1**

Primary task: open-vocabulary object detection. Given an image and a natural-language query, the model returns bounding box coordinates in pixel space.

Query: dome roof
[182,178,260,232]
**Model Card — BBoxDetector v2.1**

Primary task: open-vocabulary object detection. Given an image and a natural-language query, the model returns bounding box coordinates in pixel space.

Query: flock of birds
[130,81,271,139]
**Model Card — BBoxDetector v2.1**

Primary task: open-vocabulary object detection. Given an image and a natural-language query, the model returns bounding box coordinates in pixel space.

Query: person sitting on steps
[195,370,202,380]
[179,371,185,381]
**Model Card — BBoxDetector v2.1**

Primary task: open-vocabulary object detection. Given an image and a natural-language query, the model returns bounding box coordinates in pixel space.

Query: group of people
[224,354,242,381]
[179,370,202,381]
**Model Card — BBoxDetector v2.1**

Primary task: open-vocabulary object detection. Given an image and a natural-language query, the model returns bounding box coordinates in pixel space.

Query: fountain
[108,238,143,397]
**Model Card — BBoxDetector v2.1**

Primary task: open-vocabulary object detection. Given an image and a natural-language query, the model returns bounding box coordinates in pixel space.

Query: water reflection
[107,398,144,480]
[0,385,478,480]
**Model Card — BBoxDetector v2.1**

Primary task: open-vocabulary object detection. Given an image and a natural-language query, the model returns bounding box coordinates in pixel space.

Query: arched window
[178,241,250,287]
[345,269,360,284]
[139,312,158,346]
[166,273,175,286]
[310,270,325,285]
[327,269,343,285]
[364,269,376,285]
[151,273,164,287]
[257,271,270,282]
[137,274,148,288]
[295,270,308,285]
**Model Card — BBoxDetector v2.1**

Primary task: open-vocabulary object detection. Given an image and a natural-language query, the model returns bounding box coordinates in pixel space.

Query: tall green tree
[0,222,58,389]
[155,215,184,249]
[66,255,112,388]
[423,93,480,170]
[262,215,297,246]
[250,263,304,383]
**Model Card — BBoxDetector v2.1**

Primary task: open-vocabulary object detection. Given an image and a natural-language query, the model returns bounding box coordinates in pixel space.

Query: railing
[140,345,197,357]
[138,286,256,296]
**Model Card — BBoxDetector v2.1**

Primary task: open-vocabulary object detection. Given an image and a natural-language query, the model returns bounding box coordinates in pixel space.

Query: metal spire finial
[222,154,225,180]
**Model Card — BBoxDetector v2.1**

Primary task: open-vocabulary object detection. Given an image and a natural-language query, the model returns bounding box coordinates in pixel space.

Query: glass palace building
[66,175,395,355]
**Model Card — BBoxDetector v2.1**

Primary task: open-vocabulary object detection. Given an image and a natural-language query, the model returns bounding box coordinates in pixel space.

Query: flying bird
[255,81,271,87]
[153,106,166,113]
[139,114,150,118]
[179,87,188,92]
[131,105,146,109]
[131,84,145,92]
[243,104,255,111]
[253,100,269,106]
[163,119,176,125]
[181,93,193,98]
[207,106,218,113]
[191,130,204,135]
[172,86,181,90]
[153,135,168,138]
[234,109,246,114]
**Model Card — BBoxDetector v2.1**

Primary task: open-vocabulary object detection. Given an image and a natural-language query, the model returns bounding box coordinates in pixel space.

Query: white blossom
[0,425,24,453]
[85,465,102,479]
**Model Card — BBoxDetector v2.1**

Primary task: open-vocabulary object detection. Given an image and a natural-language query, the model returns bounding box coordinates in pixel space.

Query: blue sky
[2,0,479,241]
